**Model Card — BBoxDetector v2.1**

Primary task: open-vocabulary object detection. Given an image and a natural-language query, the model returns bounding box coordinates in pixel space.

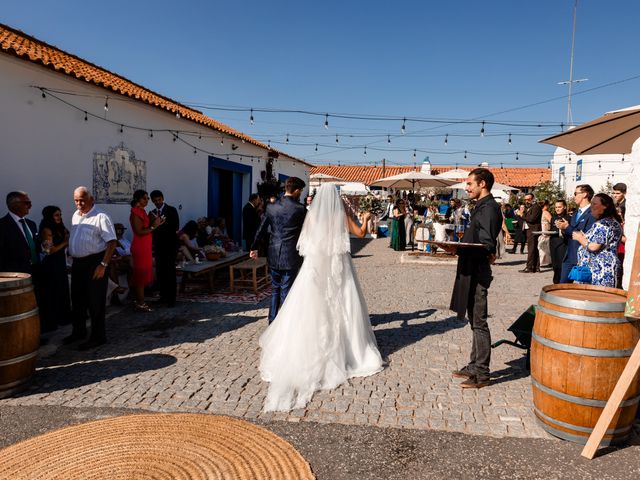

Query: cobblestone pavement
[2,238,557,439]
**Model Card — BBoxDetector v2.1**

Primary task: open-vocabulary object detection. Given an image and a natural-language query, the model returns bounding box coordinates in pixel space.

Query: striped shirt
[68,206,116,258]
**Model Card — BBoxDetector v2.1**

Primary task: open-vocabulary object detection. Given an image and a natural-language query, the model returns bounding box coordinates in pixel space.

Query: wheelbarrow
[491,305,536,370]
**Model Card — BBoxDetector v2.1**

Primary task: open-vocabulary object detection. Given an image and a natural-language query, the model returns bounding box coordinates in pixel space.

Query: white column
[622,140,640,290]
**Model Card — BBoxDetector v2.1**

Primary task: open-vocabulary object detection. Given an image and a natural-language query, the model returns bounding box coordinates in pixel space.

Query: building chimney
[421,156,432,174]
[479,161,489,167]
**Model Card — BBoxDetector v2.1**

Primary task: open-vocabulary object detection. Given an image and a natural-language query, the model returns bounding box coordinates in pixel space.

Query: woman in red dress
[129,190,164,312]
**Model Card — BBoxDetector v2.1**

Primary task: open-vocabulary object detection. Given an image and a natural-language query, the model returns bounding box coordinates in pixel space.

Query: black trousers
[525,230,540,271]
[71,252,108,341]
[155,248,177,305]
[466,278,491,379]
[511,230,526,253]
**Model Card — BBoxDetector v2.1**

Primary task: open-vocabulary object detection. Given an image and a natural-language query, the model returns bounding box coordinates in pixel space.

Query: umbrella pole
[411,181,415,251]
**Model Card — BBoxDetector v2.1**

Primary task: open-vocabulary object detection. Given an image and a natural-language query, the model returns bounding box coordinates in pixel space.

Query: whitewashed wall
[622,139,640,290]
[0,55,309,240]
[550,147,631,197]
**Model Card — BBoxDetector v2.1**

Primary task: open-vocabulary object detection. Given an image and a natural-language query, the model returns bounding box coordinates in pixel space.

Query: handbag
[568,264,592,283]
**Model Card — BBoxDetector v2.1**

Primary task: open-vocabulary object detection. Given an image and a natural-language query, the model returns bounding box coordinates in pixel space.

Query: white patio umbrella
[310,172,345,183]
[436,168,471,180]
[369,171,457,190]
[339,182,370,195]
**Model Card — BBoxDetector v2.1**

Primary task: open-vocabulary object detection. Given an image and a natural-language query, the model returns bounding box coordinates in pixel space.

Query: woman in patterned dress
[572,193,623,288]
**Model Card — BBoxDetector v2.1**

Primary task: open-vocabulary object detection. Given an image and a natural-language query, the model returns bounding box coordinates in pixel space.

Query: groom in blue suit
[555,184,595,283]
[250,177,307,323]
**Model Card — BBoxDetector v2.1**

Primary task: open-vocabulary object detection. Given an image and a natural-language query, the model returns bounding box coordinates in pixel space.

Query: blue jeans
[268,267,299,323]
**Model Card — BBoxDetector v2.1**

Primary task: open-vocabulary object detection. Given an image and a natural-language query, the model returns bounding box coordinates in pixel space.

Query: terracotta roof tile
[310,165,550,188]
[0,23,312,167]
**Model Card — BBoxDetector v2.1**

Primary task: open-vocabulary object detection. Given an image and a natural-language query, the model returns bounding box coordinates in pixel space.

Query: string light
[622,154,625,162]
[324,113,329,129]
[104,97,109,112]
[508,133,512,145]
[175,112,180,119]
[173,133,177,142]
[220,137,224,145]
[41,89,46,99]
[250,108,255,125]
[401,117,406,134]
[444,134,448,145]
[315,143,318,151]
[387,135,391,144]
[198,134,202,140]
[480,121,485,137]
[364,146,367,155]
[286,133,289,143]
[413,149,416,158]
[464,150,467,160]
[193,147,197,155]
[84,111,88,121]
[516,152,519,161]
[149,130,154,138]
[336,134,339,143]
[119,124,123,133]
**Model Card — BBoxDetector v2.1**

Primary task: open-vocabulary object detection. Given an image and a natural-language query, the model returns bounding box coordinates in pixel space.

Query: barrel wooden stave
[531,284,640,444]
[0,273,40,398]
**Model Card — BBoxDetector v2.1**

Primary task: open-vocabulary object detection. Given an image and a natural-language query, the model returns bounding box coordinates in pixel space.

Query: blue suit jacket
[562,206,595,265]
[251,196,307,271]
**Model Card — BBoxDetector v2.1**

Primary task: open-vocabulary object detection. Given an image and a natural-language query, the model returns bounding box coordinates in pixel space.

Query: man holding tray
[447,168,503,388]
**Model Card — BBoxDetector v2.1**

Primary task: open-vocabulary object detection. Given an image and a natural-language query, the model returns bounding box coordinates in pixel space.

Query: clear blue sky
[3,0,640,167]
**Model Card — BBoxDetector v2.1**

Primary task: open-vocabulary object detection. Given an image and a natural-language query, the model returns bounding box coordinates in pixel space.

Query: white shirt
[68,206,116,258]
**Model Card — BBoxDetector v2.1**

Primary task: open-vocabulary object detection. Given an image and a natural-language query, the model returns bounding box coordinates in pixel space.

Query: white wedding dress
[259,184,384,412]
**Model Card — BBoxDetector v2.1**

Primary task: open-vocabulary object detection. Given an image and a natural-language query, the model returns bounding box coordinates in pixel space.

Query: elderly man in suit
[149,190,180,308]
[0,191,39,274]
[242,193,262,252]
[250,177,307,323]
[555,184,596,284]
[520,192,542,273]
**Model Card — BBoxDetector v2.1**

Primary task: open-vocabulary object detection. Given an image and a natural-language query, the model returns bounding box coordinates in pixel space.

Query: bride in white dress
[259,183,384,412]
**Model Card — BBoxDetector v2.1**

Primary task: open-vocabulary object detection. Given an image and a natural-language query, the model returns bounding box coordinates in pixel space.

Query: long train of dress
[259,252,384,412]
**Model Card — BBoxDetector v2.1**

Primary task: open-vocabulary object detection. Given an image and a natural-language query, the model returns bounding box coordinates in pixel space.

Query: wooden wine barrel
[531,284,640,445]
[0,273,40,398]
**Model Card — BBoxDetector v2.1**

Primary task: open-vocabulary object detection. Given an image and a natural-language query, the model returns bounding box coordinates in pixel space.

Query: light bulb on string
[480,121,485,137]
[401,118,406,134]
[104,97,109,112]
[249,108,255,125]
[173,133,177,142]
[193,148,197,155]
[444,134,448,145]
[41,89,46,99]
[622,154,625,162]
[364,146,367,155]
[149,130,154,138]
[119,125,123,133]
[198,134,202,140]
[598,161,602,169]
[464,150,467,160]
[413,149,416,158]
[175,112,180,119]
[336,134,339,143]
[315,144,318,152]
[324,113,329,129]
[285,134,289,143]
[387,135,391,144]
[220,137,224,146]
[508,133,512,145]
[84,111,88,121]
[516,152,519,161]
[267,140,271,148]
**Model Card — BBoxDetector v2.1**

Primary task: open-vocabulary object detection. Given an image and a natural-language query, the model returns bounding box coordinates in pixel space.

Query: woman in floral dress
[572,193,623,288]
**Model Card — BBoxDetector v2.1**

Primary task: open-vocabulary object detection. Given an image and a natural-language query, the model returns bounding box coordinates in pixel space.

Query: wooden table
[230,257,269,294]
[178,251,249,293]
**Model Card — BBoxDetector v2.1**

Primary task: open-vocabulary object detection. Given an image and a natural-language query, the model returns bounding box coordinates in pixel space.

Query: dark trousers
[466,279,491,379]
[550,242,567,284]
[155,249,177,305]
[525,230,539,271]
[510,231,526,253]
[268,267,299,323]
[71,252,108,341]
[560,261,575,284]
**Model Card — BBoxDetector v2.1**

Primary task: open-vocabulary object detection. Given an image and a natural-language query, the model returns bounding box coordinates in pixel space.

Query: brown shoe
[452,366,473,379]
[460,375,490,389]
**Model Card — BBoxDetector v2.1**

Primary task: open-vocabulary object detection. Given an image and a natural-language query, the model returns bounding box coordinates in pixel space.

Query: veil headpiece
[297,183,350,256]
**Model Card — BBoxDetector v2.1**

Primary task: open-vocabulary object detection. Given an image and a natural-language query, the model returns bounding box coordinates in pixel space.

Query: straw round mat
[0,413,315,480]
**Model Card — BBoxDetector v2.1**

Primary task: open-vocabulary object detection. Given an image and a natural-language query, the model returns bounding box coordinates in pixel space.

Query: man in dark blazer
[0,191,39,274]
[242,193,262,251]
[520,192,542,273]
[250,177,307,323]
[555,184,595,284]
[150,190,180,307]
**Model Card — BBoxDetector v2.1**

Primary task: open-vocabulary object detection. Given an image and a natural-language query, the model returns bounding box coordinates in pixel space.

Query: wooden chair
[229,257,269,294]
